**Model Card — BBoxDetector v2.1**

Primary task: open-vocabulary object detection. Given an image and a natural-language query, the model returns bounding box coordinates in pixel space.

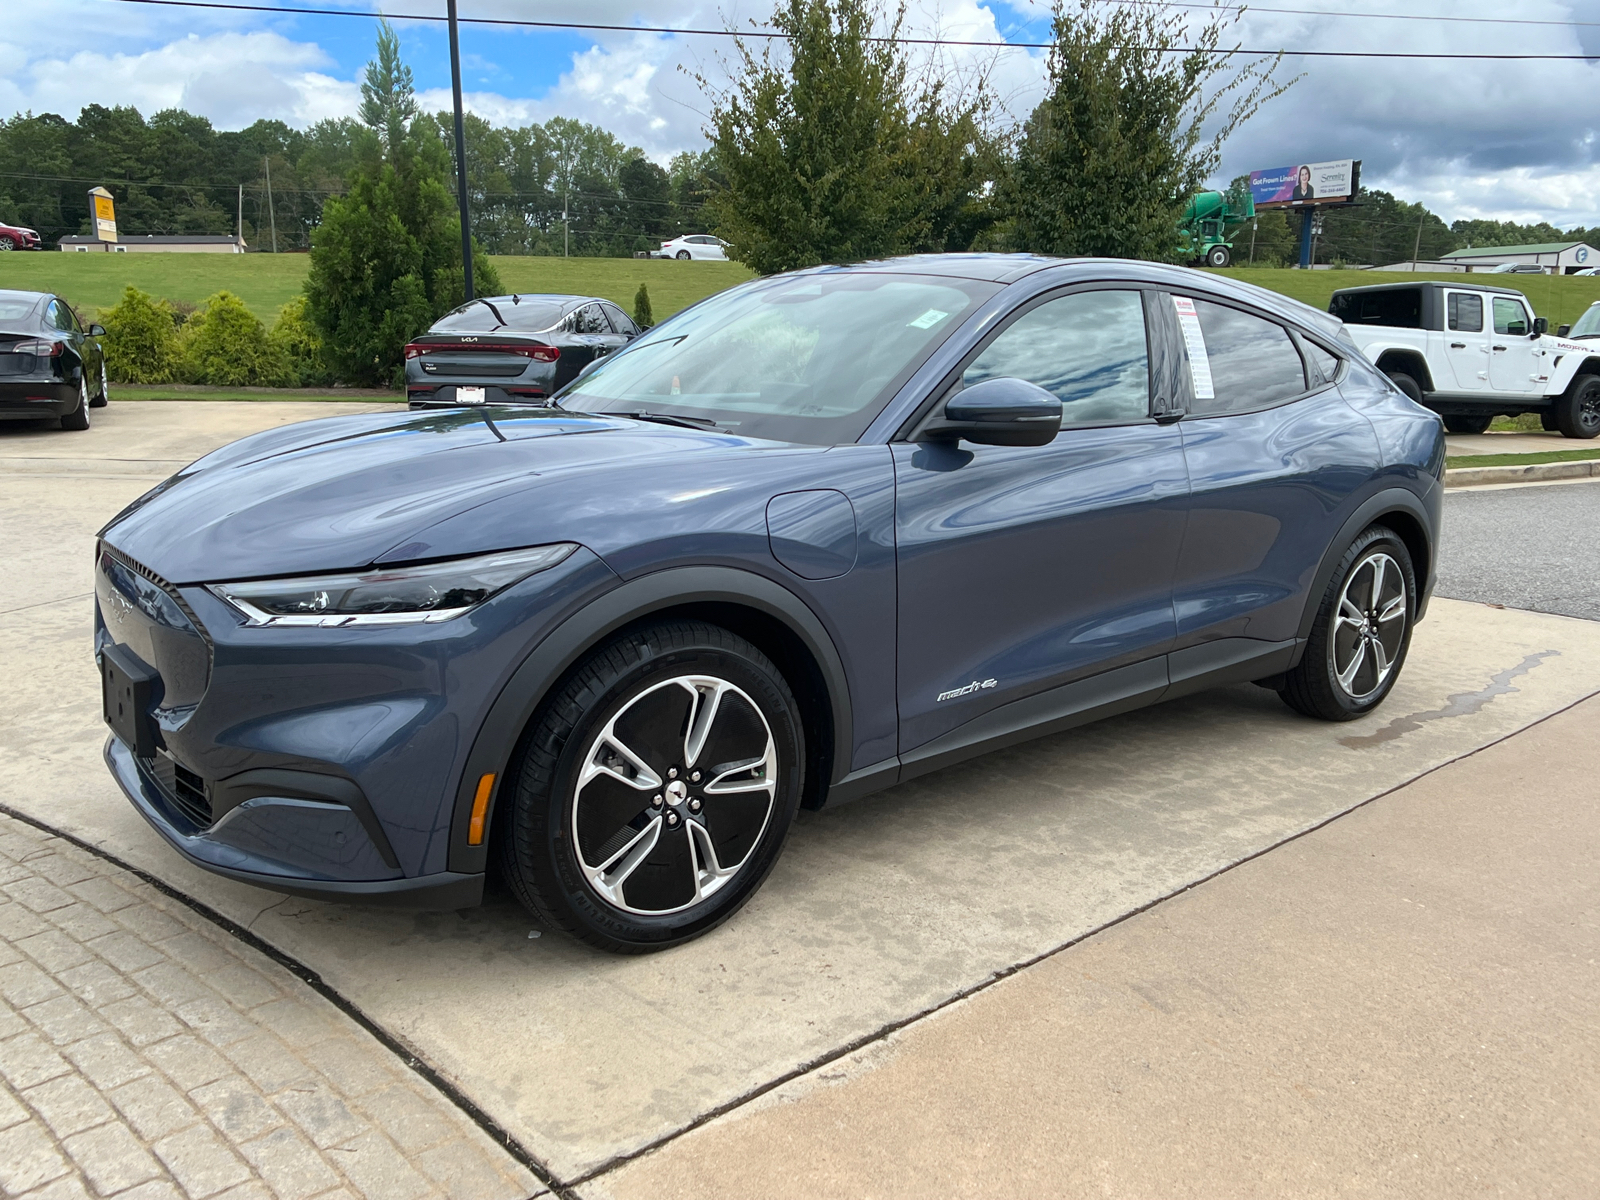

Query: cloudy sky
[3,0,1599,227]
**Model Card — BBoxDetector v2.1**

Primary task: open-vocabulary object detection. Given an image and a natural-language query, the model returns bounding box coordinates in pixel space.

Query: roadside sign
[90,186,118,242]
[1249,160,1360,208]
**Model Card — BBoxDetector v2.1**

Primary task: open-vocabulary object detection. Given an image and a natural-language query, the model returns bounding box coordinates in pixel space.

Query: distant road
[1437,480,1600,622]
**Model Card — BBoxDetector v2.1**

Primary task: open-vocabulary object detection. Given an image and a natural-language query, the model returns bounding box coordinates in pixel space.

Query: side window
[601,303,637,336]
[1492,297,1529,336]
[1448,293,1483,332]
[1181,298,1307,415]
[574,304,608,334]
[47,301,73,332]
[1305,341,1341,386]
[961,289,1149,426]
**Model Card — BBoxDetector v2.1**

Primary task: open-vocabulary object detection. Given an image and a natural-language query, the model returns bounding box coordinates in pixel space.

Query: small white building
[1438,241,1599,274]
[59,235,247,254]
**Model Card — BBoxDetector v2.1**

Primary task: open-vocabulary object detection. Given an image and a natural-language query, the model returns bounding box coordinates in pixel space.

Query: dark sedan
[405,293,640,409]
[0,289,107,430]
[98,255,1443,952]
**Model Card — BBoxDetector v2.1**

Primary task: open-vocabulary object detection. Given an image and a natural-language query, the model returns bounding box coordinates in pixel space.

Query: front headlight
[210,543,578,627]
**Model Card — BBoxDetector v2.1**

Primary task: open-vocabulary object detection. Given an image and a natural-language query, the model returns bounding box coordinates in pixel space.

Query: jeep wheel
[1385,371,1423,405]
[1442,415,1493,434]
[1553,375,1600,439]
[496,620,804,952]
[1541,409,1560,432]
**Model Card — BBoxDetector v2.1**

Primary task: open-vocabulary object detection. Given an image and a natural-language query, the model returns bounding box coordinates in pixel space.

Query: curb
[1445,459,1600,488]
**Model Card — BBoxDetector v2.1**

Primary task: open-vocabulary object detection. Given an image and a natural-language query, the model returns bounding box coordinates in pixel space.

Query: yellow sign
[90,187,117,243]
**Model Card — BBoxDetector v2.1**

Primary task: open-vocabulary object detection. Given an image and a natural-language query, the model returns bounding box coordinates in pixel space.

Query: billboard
[1249,160,1358,208]
[89,186,117,242]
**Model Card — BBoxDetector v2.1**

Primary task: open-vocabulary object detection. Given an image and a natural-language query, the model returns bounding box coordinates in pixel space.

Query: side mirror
[1558,324,1572,337]
[923,377,1062,447]
[1532,317,1548,336]
[88,324,106,337]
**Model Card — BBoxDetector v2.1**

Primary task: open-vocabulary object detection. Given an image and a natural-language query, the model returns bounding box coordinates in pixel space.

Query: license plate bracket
[456,385,486,405]
[102,642,158,758]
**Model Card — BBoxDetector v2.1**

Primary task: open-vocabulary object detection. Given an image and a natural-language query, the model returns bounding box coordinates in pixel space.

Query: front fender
[443,566,854,874]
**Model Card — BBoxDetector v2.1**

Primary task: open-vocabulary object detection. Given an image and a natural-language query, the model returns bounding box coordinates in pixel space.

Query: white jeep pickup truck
[1328,280,1600,438]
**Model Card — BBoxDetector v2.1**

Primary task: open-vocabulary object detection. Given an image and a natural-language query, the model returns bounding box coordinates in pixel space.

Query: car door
[1163,292,1383,687]
[1441,290,1489,391]
[1489,296,1540,393]
[894,286,1189,769]
[554,303,611,389]
[599,302,638,352]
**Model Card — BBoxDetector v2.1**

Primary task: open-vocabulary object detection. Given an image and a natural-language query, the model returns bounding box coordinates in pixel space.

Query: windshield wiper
[604,410,724,431]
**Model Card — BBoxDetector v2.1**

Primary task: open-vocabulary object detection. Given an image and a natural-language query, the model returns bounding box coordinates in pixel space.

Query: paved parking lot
[3,400,1597,1196]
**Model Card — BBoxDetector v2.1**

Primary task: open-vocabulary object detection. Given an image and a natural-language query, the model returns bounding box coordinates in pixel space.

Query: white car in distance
[656,234,729,261]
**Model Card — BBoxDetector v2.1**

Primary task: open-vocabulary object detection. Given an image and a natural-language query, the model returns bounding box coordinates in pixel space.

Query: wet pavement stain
[1340,650,1561,748]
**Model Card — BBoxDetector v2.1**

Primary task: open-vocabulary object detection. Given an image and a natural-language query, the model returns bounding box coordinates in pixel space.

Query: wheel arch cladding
[1375,348,1434,392]
[445,567,850,874]
[1295,488,1436,646]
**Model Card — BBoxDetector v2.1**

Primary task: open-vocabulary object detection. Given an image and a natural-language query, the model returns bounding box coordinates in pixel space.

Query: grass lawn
[1204,267,1600,328]
[1444,447,1600,469]
[0,252,755,324]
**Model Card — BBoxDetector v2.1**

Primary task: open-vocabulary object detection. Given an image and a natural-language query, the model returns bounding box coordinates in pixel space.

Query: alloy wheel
[572,674,777,916]
[1331,551,1407,700]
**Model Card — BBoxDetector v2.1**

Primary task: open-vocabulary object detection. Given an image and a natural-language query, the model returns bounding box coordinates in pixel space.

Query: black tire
[90,360,109,407]
[675,249,691,260]
[1385,371,1424,405]
[1552,375,1600,439]
[1541,408,1560,432]
[0,236,14,251]
[495,620,804,953]
[1205,244,1231,268]
[1442,414,1493,434]
[59,378,90,431]
[1279,525,1416,722]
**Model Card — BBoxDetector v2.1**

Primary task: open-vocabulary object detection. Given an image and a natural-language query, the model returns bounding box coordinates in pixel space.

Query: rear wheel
[1552,375,1600,439]
[1385,370,1423,405]
[60,377,90,431]
[90,360,109,408]
[675,249,691,260]
[1442,414,1493,434]
[1205,244,1231,268]
[1279,526,1415,722]
[496,620,804,952]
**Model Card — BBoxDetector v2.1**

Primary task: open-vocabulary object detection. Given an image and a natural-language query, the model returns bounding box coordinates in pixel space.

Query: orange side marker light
[468,773,496,845]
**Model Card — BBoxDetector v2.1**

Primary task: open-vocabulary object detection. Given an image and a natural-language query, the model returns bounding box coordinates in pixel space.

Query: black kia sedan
[405,293,641,409]
[98,254,1444,953]
[0,289,108,430]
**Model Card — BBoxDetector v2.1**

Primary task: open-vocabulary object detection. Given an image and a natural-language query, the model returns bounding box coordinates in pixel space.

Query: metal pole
[447,0,474,300]
[1297,208,1314,269]
[237,184,243,248]
[264,157,278,253]
[1249,218,1257,265]
[1412,209,1425,269]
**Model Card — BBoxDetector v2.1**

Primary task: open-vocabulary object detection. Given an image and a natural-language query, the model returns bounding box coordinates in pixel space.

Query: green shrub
[181,291,290,386]
[633,283,654,329]
[101,286,182,383]
[269,295,331,386]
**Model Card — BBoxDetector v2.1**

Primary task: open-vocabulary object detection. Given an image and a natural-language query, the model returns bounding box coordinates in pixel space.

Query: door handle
[1492,345,1507,352]
[1450,342,1466,349]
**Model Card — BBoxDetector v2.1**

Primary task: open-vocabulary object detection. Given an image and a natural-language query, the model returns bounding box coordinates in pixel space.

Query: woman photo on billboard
[1292,164,1315,202]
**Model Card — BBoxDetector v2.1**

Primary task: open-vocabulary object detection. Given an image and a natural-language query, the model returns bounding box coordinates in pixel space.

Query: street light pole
[447,0,474,300]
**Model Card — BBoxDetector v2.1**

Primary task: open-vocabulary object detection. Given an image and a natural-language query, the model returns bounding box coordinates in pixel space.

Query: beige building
[59,234,247,254]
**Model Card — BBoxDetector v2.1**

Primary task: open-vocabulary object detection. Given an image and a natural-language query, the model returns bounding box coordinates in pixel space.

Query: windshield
[432,298,566,333]
[557,272,998,444]
[1569,304,1600,339]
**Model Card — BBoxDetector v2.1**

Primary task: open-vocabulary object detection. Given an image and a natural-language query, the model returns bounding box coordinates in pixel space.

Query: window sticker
[907,309,950,330]
[1172,296,1215,400]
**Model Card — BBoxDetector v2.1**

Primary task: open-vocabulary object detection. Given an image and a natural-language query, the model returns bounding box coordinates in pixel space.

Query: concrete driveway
[4,401,1598,1189]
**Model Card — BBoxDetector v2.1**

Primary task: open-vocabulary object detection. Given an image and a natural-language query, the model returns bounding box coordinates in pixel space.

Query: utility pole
[447,0,474,300]
[263,157,278,253]
[1412,208,1425,270]
[236,184,243,249]
[1249,218,1258,265]
[563,183,569,257]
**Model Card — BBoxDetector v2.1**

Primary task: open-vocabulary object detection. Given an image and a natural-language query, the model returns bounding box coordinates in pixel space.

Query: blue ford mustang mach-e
[97,255,1444,952]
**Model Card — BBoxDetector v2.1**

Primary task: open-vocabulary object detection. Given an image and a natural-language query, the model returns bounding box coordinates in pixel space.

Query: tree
[696,0,991,274]
[633,283,654,329]
[359,20,419,155]
[306,30,499,386]
[181,291,287,386]
[1006,0,1294,261]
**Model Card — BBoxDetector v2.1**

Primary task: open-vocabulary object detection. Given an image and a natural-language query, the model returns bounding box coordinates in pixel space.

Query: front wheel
[496,620,804,952]
[1552,375,1600,439]
[1205,244,1231,268]
[1442,414,1493,434]
[1278,526,1416,722]
[0,236,14,251]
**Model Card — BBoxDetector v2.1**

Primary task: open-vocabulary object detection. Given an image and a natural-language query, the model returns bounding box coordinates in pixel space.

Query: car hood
[101,406,810,583]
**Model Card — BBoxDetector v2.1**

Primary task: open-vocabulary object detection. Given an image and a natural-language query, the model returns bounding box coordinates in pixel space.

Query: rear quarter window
[1329,289,1423,329]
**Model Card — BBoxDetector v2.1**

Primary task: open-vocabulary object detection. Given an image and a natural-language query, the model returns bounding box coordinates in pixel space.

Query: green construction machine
[1180,182,1255,268]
